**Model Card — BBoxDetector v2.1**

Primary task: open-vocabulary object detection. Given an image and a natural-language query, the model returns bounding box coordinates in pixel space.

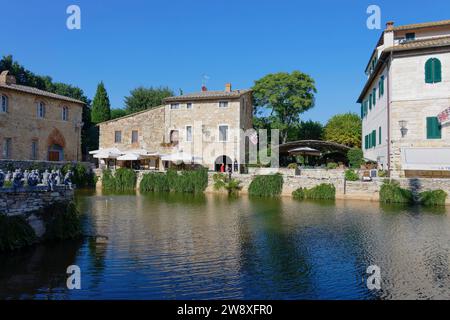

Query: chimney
[386,21,395,31]
[225,83,232,92]
[0,70,16,85]
[201,85,208,92]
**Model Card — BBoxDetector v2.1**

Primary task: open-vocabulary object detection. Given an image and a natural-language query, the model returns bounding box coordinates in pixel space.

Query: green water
[1,190,450,299]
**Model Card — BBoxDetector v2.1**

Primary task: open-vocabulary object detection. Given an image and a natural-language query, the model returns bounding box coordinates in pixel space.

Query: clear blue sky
[1,0,450,123]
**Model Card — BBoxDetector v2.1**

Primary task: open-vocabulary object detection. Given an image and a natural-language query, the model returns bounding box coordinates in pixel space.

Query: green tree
[252,71,317,143]
[287,120,323,141]
[91,82,111,124]
[323,113,362,148]
[111,108,127,119]
[124,86,173,114]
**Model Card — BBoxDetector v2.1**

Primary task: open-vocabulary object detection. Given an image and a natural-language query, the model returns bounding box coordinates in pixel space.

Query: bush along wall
[62,163,97,188]
[102,168,137,192]
[379,180,413,204]
[140,168,208,194]
[0,214,36,251]
[292,183,336,201]
[419,190,448,207]
[0,201,82,252]
[212,173,242,196]
[248,174,284,197]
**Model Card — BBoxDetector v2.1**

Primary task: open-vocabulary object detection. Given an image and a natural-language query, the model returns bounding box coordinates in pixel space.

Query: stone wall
[0,186,74,237]
[0,159,94,171]
[94,169,450,205]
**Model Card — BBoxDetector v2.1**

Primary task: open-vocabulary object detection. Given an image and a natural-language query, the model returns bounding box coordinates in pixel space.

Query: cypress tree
[91,81,111,124]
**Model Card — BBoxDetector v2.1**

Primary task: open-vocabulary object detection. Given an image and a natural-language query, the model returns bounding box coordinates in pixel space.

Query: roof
[357,35,450,103]
[391,19,450,32]
[0,82,85,105]
[163,89,252,103]
[97,105,164,126]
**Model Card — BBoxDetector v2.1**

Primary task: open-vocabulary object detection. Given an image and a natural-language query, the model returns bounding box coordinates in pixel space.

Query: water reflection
[0,191,449,299]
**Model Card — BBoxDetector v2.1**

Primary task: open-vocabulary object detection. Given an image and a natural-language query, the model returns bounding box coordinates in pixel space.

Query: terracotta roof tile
[0,83,85,104]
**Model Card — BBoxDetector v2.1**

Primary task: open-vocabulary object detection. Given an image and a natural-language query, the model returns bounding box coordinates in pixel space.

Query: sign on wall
[437,107,450,125]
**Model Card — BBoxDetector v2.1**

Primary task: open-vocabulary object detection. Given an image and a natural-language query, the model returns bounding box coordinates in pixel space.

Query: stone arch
[214,155,233,172]
[47,128,66,161]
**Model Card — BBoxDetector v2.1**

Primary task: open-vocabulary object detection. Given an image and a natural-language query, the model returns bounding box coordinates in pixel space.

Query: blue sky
[1,0,450,123]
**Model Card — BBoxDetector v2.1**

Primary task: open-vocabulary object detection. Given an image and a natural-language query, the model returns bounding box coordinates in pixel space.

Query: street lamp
[399,120,408,138]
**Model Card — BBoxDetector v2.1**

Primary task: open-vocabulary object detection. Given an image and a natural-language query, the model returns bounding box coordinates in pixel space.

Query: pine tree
[91,82,111,124]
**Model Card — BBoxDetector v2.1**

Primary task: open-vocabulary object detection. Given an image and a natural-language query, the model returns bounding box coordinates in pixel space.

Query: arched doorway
[215,155,233,172]
[47,128,66,161]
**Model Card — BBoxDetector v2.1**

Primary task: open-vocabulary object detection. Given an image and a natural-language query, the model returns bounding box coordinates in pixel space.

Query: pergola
[277,140,351,166]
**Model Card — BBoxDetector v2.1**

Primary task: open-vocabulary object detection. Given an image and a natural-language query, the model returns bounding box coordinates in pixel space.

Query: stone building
[358,20,450,178]
[96,84,253,171]
[0,71,84,162]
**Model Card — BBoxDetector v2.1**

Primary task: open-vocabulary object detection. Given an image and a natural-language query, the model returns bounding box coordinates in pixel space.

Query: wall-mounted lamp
[399,120,408,138]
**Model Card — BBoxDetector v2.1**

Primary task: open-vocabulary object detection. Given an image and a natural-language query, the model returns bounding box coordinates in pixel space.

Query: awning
[117,153,141,161]
[161,151,203,164]
[401,147,450,171]
[93,148,123,159]
[288,147,321,157]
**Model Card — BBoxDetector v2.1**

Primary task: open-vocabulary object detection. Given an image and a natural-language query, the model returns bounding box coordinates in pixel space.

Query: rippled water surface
[1,190,450,300]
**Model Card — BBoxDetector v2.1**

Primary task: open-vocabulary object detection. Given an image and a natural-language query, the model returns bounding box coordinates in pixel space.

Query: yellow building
[0,71,85,162]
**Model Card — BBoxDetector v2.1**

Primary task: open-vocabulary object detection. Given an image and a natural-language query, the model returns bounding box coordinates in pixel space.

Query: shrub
[347,148,364,169]
[101,168,136,192]
[419,190,447,207]
[379,180,413,204]
[140,172,169,193]
[248,174,283,197]
[101,169,116,191]
[287,163,298,170]
[140,168,208,194]
[42,202,82,241]
[62,163,96,188]
[345,169,359,181]
[213,173,242,195]
[0,214,36,251]
[378,170,388,178]
[326,162,338,170]
[292,183,336,200]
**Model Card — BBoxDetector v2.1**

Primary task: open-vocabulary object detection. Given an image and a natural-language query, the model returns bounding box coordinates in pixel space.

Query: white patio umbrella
[117,153,141,161]
[91,148,123,158]
[161,151,203,164]
[288,147,321,157]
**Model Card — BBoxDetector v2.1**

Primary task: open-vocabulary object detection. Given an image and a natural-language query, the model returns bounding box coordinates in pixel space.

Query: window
[425,58,442,84]
[372,130,376,148]
[379,76,385,97]
[3,138,12,159]
[405,33,416,41]
[379,127,382,145]
[369,94,372,110]
[219,125,228,142]
[372,88,376,106]
[37,101,46,118]
[186,103,193,110]
[219,101,229,108]
[186,126,192,142]
[62,106,69,121]
[131,130,138,143]
[365,135,369,150]
[426,117,442,139]
[1,95,8,113]
[31,140,38,160]
[114,131,122,143]
[170,103,180,110]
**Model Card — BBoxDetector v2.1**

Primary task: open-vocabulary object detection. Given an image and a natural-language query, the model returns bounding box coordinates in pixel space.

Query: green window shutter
[379,127,382,145]
[372,130,376,147]
[361,104,364,119]
[369,94,372,110]
[380,76,385,96]
[427,117,442,139]
[425,59,433,83]
[434,58,442,83]
[365,135,369,149]
[373,89,376,106]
